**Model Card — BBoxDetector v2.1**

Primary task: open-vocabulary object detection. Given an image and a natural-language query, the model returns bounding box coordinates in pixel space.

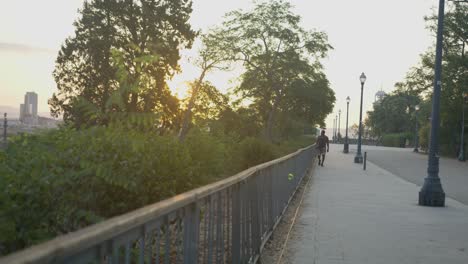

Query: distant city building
[19,92,38,125]
[19,104,24,120]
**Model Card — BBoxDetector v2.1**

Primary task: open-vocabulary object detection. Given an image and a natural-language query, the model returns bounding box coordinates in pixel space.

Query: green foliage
[381,133,412,148]
[184,129,228,181]
[182,81,229,127]
[275,135,316,155]
[0,130,105,254]
[50,0,196,127]
[5,0,337,257]
[367,92,420,137]
[210,0,334,140]
[214,107,263,139]
[418,123,431,151]
[393,3,467,155]
[0,127,209,255]
[177,32,233,140]
[234,138,277,170]
[0,125,316,255]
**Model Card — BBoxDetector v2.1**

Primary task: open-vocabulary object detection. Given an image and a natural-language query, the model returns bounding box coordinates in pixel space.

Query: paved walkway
[284,147,468,264]
[361,145,468,205]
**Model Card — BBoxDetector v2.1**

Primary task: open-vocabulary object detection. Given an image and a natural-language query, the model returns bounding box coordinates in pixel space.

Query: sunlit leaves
[51,0,196,127]
[211,0,333,140]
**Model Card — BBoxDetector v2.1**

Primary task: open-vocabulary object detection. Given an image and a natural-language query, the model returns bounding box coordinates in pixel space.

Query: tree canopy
[50,0,196,127]
[209,0,334,140]
[367,92,419,137]
[368,3,467,152]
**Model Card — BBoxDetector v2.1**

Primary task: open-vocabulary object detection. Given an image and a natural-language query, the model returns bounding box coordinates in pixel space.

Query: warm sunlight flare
[167,79,190,100]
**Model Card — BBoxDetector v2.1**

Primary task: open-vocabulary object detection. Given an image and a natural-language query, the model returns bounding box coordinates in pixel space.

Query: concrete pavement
[284,146,468,264]
[359,145,468,205]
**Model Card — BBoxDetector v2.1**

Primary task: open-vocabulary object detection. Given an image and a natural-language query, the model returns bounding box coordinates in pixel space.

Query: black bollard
[363,152,367,170]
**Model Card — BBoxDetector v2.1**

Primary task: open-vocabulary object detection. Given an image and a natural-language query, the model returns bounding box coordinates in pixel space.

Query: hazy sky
[0,0,437,129]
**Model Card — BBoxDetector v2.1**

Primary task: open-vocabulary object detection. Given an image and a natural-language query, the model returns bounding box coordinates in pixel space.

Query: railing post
[271,165,278,222]
[231,184,241,263]
[251,176,260,257]
[183,202,199,264]
[268,167,274,230]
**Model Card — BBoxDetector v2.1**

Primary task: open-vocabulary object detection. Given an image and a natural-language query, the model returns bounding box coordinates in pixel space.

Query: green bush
[184,129,228,181]
[235,137,277,170]
[381,133,411,148]
[0,126,316,256]
[0,126,232,255]
[276,135,316,155]
[418,123,430,151]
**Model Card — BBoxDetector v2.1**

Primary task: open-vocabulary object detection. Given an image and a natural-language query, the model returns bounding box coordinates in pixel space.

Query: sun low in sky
[0,0,436,127]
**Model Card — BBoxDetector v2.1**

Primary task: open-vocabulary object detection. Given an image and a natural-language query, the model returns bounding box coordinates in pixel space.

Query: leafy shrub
[0,126,315,256]
[0,127,217,255]
[234,137,277,170]
[0,129,103,254]
[381,133,411,148]
[418,123,430,151]
[275,135,316,155]
[184,129,227,182]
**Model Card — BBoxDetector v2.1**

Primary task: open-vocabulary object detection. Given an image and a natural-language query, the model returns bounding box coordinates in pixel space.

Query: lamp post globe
[414,105,420,152]
[360,73,367,84]
[354,72,366,163]
[344,96,350,153]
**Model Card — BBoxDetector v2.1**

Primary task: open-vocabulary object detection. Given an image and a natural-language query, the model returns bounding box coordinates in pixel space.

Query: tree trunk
[178,70,207,141]
[130,92,138,112]
[264,93,281,142]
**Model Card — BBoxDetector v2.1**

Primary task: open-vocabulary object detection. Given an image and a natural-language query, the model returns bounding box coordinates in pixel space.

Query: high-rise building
[19,92,38,123]
[19,104,24,120]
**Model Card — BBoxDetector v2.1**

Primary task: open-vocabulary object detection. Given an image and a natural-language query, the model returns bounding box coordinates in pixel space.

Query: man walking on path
[316,130,329,166]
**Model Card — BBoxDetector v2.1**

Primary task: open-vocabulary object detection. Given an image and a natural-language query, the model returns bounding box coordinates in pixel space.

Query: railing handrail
[0,144,315,264]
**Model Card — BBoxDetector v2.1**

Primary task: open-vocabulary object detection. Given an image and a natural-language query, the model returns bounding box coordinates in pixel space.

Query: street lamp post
[354,73,366,163]
[414,105,420,152]
[338,110,342,143]
[419,0,446,207]
[332,117,336,142]
[458,92,468,161]
[344,97,350,153]
[335,114,338,142]
[334,116,338,142]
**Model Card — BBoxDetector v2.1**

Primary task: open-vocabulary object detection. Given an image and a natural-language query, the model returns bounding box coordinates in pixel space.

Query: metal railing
[0,145,317,264]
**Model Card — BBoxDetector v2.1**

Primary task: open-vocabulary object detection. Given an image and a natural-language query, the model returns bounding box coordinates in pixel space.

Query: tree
[367,92,420,137]
[179,80,228,131]
[396,3,467,154]
[178,34,231,140]
[50,0,196,127]
[350,123,359,139]
[212,0,333,141]
[214,107,263,139]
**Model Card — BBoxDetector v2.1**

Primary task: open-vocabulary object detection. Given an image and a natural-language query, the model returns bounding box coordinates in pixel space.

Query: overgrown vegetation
[0,126,315,255]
